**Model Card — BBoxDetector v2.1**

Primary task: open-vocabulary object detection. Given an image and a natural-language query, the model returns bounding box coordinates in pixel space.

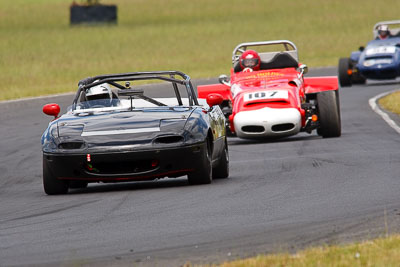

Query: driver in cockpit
[376,25,392,40]
[84,83,120,107]
[239,50,261,72]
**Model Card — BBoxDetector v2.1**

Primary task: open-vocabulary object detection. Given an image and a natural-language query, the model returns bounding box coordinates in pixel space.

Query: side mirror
[206,93,224,107]
[218,74,230,86]
[359,46,365,52]
[299,64,308,75]
[43,103,60,119]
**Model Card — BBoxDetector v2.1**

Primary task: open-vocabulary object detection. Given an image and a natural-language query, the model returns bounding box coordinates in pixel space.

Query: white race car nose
[234,107,301,138]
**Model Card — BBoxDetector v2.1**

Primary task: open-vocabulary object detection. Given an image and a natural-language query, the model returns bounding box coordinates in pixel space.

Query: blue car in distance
[338,20,400,87]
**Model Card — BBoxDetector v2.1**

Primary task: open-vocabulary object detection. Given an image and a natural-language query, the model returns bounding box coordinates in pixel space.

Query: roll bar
[72,71,198,111]
[232,40,298,63]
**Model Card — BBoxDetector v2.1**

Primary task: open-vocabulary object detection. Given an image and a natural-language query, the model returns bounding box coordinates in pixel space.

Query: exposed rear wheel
[317,90,341,138]
[188,139,212,185]
[213,140,229,179]
[338,58,352,87]
[43,157,69,195]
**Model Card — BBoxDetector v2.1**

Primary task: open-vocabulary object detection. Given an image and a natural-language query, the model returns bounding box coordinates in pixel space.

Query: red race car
[198,40,341,139]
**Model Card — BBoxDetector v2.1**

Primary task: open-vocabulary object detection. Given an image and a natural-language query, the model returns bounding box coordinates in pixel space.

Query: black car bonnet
[57,109,194,138]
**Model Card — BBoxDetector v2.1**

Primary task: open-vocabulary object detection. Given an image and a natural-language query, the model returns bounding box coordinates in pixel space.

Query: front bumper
[43,143,206,182]
[359,64,400,79]
[233,107,301,138]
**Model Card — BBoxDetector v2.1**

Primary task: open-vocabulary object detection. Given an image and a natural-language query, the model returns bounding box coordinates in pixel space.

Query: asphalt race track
[1,68,400,266]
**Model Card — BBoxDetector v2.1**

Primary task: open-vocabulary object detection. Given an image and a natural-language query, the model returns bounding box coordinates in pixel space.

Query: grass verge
[196,234,400,267]
[379,91,400,115]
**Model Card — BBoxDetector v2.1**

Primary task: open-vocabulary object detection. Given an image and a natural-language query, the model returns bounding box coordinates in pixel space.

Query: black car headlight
[182,115,208,144]
[159,119,186,131]
[154,119,186,145]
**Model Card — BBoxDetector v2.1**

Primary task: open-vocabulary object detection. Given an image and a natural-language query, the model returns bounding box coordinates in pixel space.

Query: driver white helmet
[377,25,390,39]
[85,83,112,103]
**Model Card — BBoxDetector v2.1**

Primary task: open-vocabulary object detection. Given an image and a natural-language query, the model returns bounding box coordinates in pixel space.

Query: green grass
[194,234,400,267]
[1,0,400,100]
[379,91,400,115]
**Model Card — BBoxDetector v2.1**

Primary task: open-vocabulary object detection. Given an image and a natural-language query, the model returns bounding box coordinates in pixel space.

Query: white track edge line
[368,89,400,135]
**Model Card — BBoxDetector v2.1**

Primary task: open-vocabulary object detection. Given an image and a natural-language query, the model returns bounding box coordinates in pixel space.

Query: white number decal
[366,46,396,55]
[244,91,288,101]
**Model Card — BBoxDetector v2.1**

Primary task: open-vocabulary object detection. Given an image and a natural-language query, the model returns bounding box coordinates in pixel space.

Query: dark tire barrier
[70,5,117,25]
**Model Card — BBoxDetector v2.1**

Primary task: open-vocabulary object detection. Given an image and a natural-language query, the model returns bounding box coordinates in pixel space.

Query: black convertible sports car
[41,71,229,195]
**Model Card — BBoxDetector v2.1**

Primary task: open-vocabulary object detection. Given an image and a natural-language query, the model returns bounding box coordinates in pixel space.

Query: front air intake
[58,142,84,149]
[154,135,184,144]
[271,123,295,132]
[241,125,265,133]
[245,100,288,107]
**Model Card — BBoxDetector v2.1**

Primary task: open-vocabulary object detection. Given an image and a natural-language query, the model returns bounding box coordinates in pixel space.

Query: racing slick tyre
[43,157,69,195]
[213,140,229,179]
[317,90,341,138]
[69,181,88,189]
[188,138,212,185]
[338,58,352,87]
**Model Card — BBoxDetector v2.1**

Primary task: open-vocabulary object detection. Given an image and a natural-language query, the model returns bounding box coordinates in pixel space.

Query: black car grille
[85,159,159,175]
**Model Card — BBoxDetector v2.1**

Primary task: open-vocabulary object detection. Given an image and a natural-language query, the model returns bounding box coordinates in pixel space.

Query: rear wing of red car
[304,76,339,94]
[197,83,232,101]
[198,76,339,101]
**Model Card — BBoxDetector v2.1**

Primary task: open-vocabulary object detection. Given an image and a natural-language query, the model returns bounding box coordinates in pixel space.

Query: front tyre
[317,90,341,138]
[188,139,212,185]
[43,156,69,195]
[213,140,229,179]
[338,58,352,87]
